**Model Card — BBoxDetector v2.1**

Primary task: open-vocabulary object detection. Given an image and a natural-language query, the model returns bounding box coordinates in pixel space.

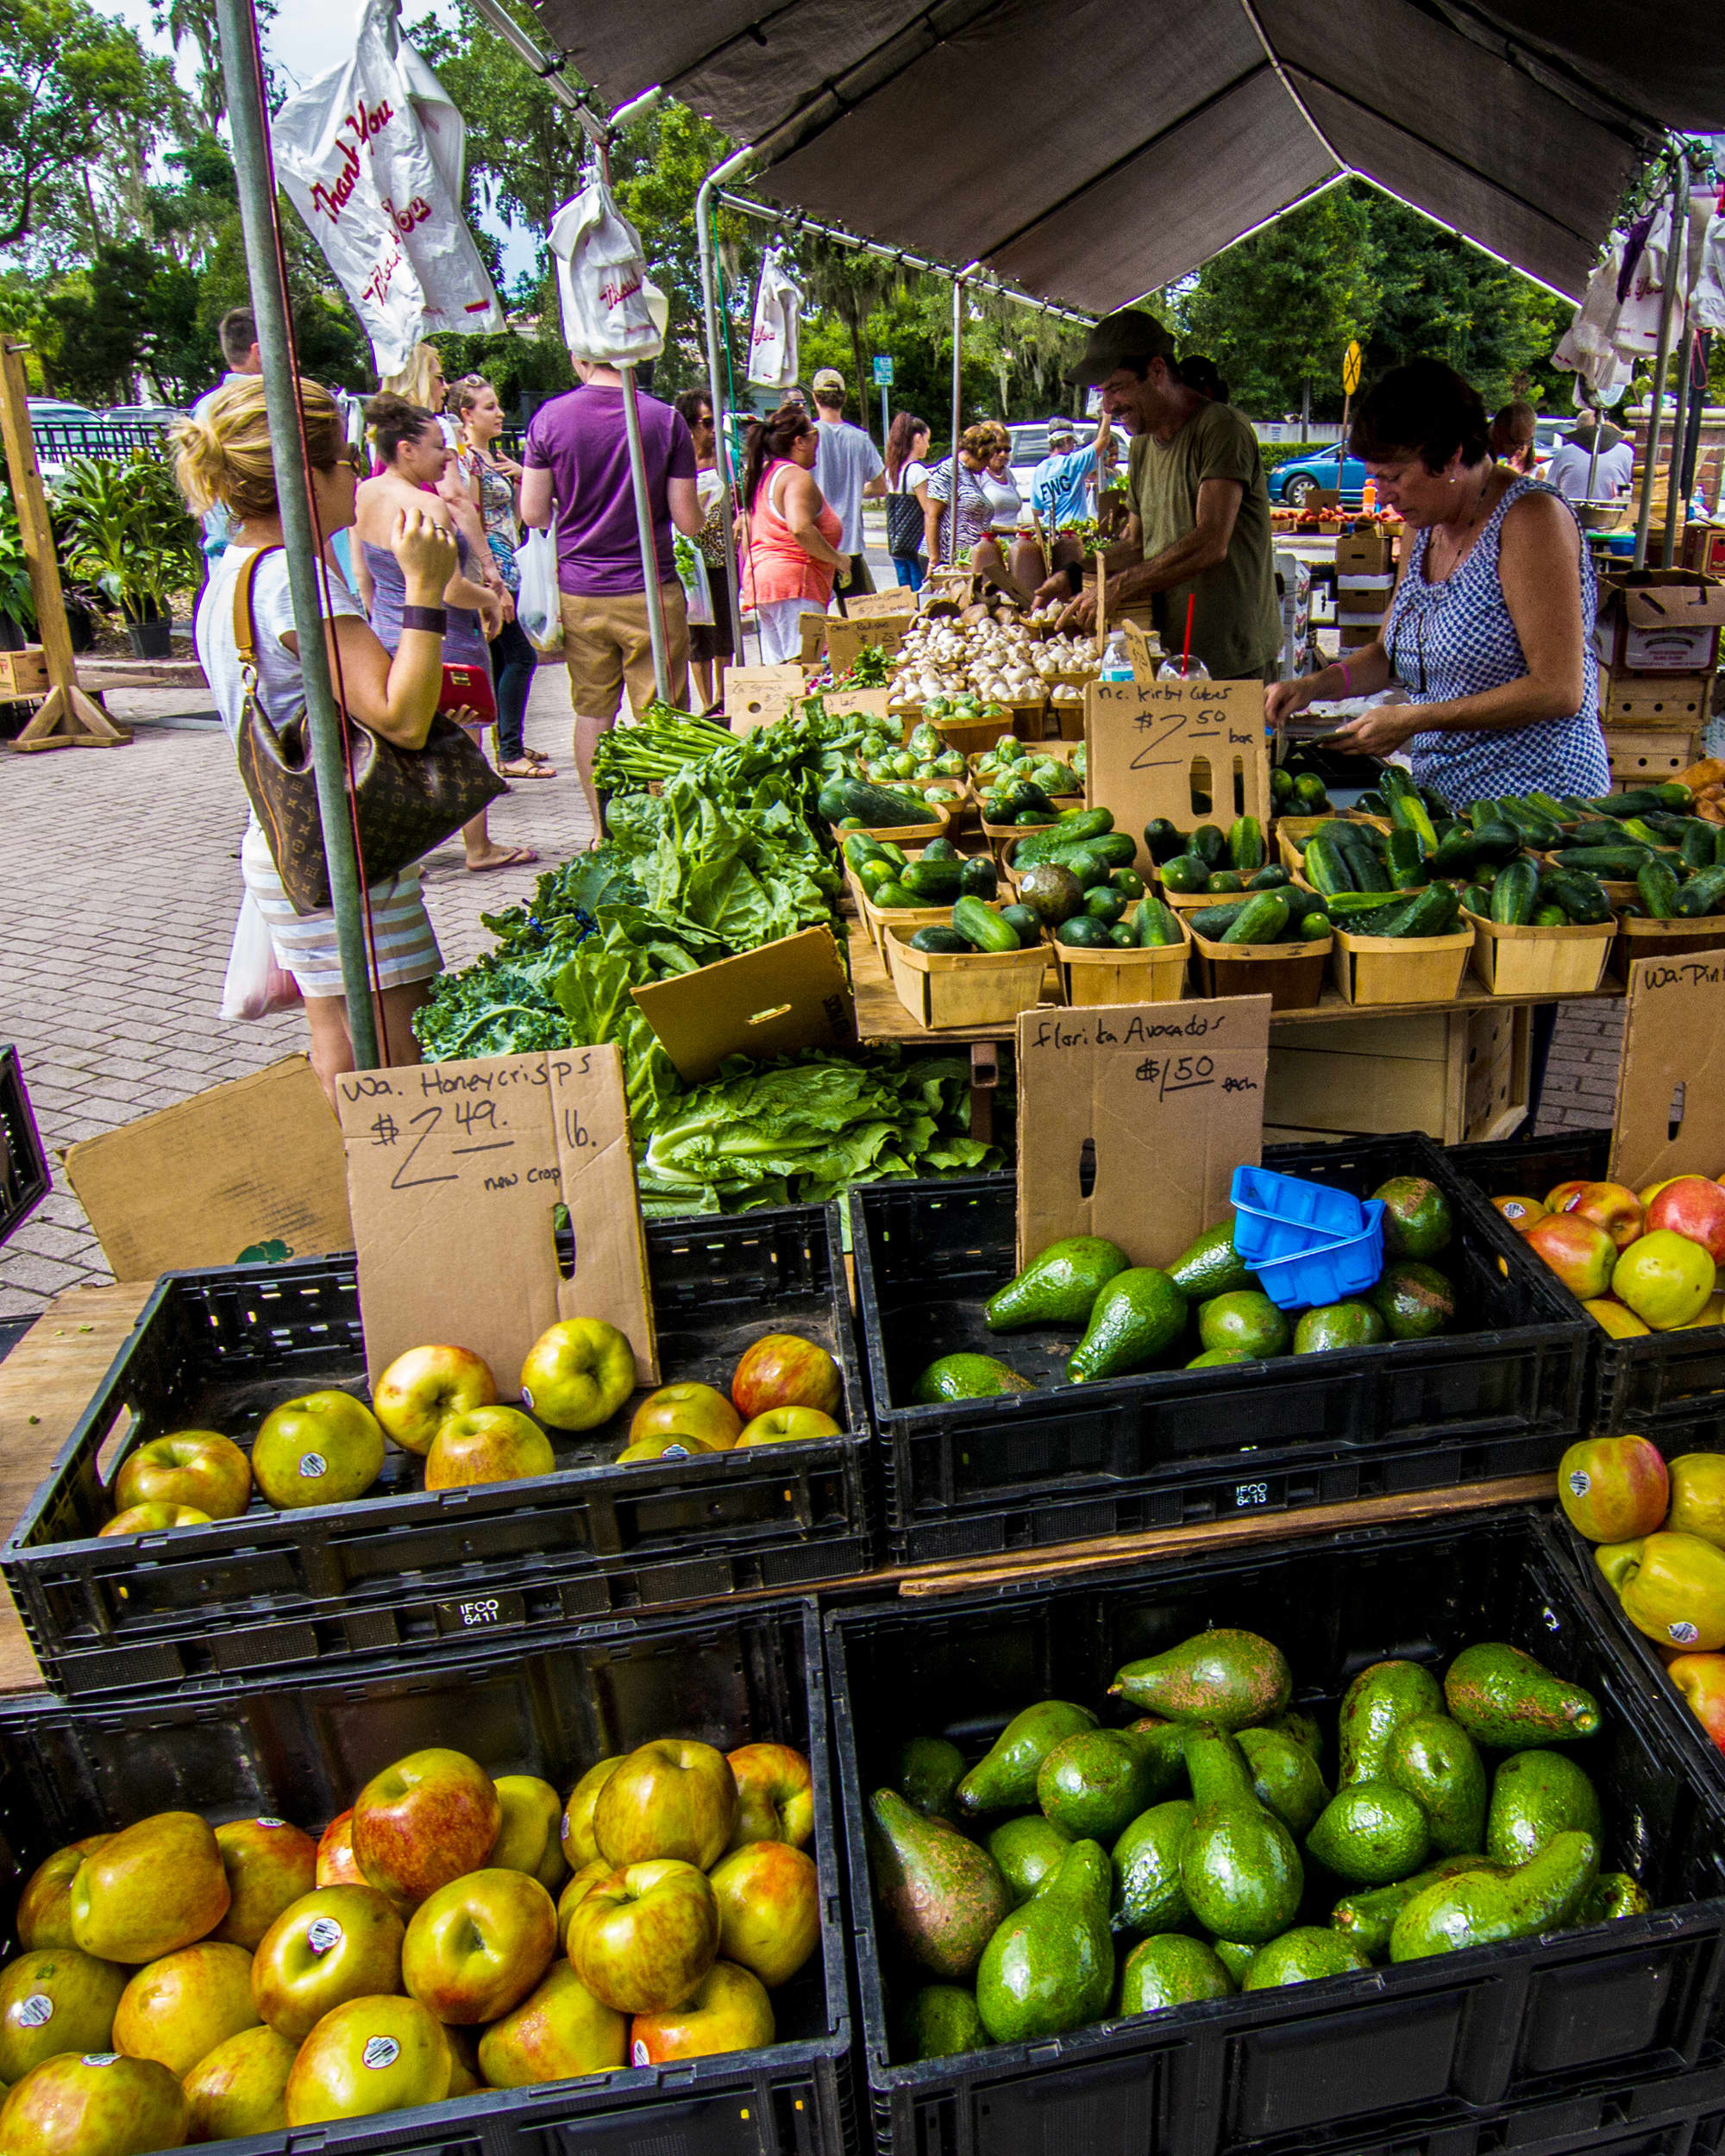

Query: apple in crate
[424,1406,555,1489]
[100,1501,213,1536]
[71,1812,231,1962]
[566,1859,720,2015]
[731,1334,842,1420]
[353,1748,502,1906]
[628,1959,775,2065]
[708,1840,820,1987]
[213,1816,318,1951]
[593,1741,737,1870]
[630,1383,742,1452]
[1667,1651,1725,1750]
[114,1429,251,1518]
[519,1319,636,1431]
[1612,1231,1717,1331]
[737,1407,841,1446]
[15,1833,110,1950]
[285,1994,453,2126]
[1557,1435,1669,1544]
[727,1743,814,1849]
[490,1776,567,1891]
[252,1884,406,2042]
[1566,1181,1646,1251]
[0,2052,187,2156]
[1647,1177,1725,1266]
[479,1960,627,2086]
[111,1940,259,2078]
[252,1392,386,1508]
[1521,1212,1617,1299]
[401,1869,556,2023]
[618,1430,719,1464]
[182,2024,298,2141]
[0,1945,129,2084]
[373,1344,497,1456]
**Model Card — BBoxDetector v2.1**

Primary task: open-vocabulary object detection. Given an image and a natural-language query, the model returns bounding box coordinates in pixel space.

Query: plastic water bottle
[1100,629,1132,681]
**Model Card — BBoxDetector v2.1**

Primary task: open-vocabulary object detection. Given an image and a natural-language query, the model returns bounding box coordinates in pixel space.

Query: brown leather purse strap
[231,545,285,673]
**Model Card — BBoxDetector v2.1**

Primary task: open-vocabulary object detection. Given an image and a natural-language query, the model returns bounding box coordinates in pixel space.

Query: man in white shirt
[1547,407,1635,501]
[811,367,884,611]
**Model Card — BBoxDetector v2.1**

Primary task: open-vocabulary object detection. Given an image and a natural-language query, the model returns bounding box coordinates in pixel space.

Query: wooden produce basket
[910,779,974,829]
[930,714,1002,756]
[830,798,955,849]
[1465,909,1615,997]
[1189,927,1333,1012]
[883,920,1053,1030]
[1003,693,1050,742]
[1613,912,1725,979]
[1272,813,1389,874]
[1056,914,1190,1006]
[1331,924,1473,1007]
[1047,692,1088,741]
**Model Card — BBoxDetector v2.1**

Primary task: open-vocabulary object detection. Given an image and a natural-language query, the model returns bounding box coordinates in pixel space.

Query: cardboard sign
[65,1056,352,1278]
[1609,954,1725,1194]
[1084,679,1271,861]
[1121,622,1161,684]
[799,612,829,664]
[819,686,894,722]
[1014,996,1270,1269]
[631,928,856,1084]
[846,587,918,624]
[726,666,805,731]
[336,1047,657,1393]
[825,617,904,676]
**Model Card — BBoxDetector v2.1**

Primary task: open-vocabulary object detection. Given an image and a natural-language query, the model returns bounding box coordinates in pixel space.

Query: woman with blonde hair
[380,342,454,442]
[172,376,455,1100]
[925,423,1016,586]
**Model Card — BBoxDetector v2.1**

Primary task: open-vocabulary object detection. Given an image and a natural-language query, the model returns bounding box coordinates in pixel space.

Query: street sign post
[874,354,894,444]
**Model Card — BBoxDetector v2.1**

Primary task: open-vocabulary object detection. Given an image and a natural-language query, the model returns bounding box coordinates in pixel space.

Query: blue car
[1268,445,1366,509]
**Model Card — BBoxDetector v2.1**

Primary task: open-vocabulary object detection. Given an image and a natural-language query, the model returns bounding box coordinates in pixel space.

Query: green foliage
[41,238,202,404]
[0,486,37,632]
[51,452,200,617]
[426,323,570,412]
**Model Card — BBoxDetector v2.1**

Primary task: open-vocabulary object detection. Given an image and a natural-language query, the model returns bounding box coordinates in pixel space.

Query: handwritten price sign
[1609,954,1725,1194]
[1085,678,1270,866]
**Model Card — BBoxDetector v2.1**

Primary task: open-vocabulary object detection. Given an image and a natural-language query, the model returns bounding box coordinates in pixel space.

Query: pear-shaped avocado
[900,1984,991,2059]
[1180,1730,1303,1943]
[913,1354,1035,1406]
[1581,1872,1652,1924]
[1331,1855,1507,1961]
[1444,1644,1601,1746]
[1111,1799,1195,1936]
[1239,1725,1331,1837]
[987,1814,1072,1905]
[1266,1707,1324,1764]
[1389,1830,1600,1961]
[956,1701,1098,1816]
[975,1839,1113,2044]
[1037,1727,1171,1844]
[985,1238,1131,1330]
[1168,1221,1256,1302]
[1305,1780,1431,1886]
[1244,1926,1372,1989]
[1210,1937,1258,1984]
[1119,1932,1233,2014]
[897,1735,967,1821]
[867,1788,1012,1979]
[1383,1714,1487,1856]
[1484,1749,1603,1866]
[1067,1269,1187,1383]
[1112,1628,1292,1729]
[1338,1659,1445,1783]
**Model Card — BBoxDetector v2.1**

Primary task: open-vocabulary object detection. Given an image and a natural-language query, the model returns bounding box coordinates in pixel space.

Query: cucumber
[1386,828,1429,888]
[1293,773,1330,809]
[1291,911,1330,942]
[920,836,959,862]
[1541,868,1612,924]
[1191,824,1228,868]
[1525,792,1572,824]
[1460,882,1492,918]
[1636,857,1681,920]
[1302,833,1353,898]
[1532,905,1569,927]
[1323,891,1415,920]
[844,834,893,871]
[1189,899,1251,939]
[1208,869,1246,893]
[1490,856,1540,926]
[900,858,963,901]
[1681,823,1717,872]
[1468,822,1527,868]
[1552,846,1653,876]
[1427,828,1482,876]
[1143,818,1185,862]
[1357,790,1389,814]
[1228,817,1265,874]
[1050,845,1110,890]
[819,778,932,827]
[1381,768,1439,853]
[1084,887,1126,925]
[1495,800,1563,849]
[1678,865,1725,918]
[1271,767,1295,802]
[958,855,1000,900]
[1371,885,1461,938]
[1160,852,1212,893]
[1056,915,1114,949]
[1109,922,1138,949]
[1220,893,1289,944]
[998,903,1042,943]
[1136,897,1182,946]
[908,926,969,953]
[1337,830,1393,891]
[870,881,915,908]
[1111,868,1147,899]
[1467,800,1498,832]
[1082,832,1139,870]
[951,897,1022,953]
[1013,808,1113,864]
[1013,809,1057,827]
[1246,865,1291,889]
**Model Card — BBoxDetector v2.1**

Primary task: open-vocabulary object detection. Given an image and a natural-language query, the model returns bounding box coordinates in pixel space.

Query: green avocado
[897,1735,967,1821]
[1371,1175,1454,1259]
[1169,1220,1257,1300]
[900,1984,991,2059]
[1112,1628,1293,1729]
[1305,1780,1431,1886]
[1581,1872,1653,1924]
[1210,1937,1258,1984]
[1119,1932,1233,2014]
[1266,1708,1325,1764]
[975,1839,1114,2044]
[867,1789,1012,1980]
[1484,1749,1603,1866]
[1244,1926,1371,1990]
[1111,1798,1195,1936]
[1331,1854,1507,1960]
[956,1701,1099,1815]
[913,1353,1035,1405]
[1037,1728,1173,1844]
[1067,1269,1188,1383]
[1198,1290,1290,1359]
[1180,1730,1304,1944]
[987,1814,1073,1906]
[1443,1644,1602,1747]
[1339,1660,1445,1785]
[1389,1831,1600,1961]
[1383,1714,1487,1856]
[1238,1725,1332,1837]
[1369,1261,1458,1340]
[984,1237,1132,1331]
[1293,1301,1387,1353]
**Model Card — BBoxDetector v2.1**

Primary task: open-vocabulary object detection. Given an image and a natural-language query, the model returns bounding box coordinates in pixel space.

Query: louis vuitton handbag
[234,548,505,915]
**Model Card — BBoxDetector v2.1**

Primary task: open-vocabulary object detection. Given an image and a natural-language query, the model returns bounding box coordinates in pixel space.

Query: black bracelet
[1064,561,1084,595]
[400,605,447,634]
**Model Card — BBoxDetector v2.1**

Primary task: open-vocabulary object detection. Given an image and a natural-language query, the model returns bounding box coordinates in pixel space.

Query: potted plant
[52,453,200,657]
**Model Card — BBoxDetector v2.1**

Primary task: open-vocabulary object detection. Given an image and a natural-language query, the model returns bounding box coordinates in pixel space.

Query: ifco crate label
[336,1047,657,1395]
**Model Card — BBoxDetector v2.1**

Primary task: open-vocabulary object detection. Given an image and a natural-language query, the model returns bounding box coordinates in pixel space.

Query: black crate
[1448,1131,1725,1432]
[0,1598,854,2156]
[0,1046,47,1249]
[2,1206,874,1695]
[849,1135,1590,1564]
[825,1508,1725,2156]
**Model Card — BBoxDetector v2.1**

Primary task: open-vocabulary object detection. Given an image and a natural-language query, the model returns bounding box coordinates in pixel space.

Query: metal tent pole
[214,0,380,1068]
[618,364,670,701]
[697,147,757,665]
[1662,320,1695,569]
[1634,153,1689,571]
[948,278,963,564]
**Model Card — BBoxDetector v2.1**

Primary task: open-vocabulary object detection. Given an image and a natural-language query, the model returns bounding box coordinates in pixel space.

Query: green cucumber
[1246,864,1291,889]
[1137,897,1182,947]
[951,896,1023,953]
[1552,846,1653,877]
[1386,829,1429,888]
[1541,868,1612,924]
[1208,870,1246,893]
[909,926,969,954]
[900,859,963,901]
[1143,818,1185,863]
[1191,824,1228,868]
[958,855,1000,900]
[998,903,1042,943]
[1532,904,1569,927]
[1228,817,1265,874]
[1302,834,1353,898]
[1220,893,1289,944]
[1678,865,1725,918]
[1056,915,1114,949]
[1161,853,1212,893]
[1490,857,1540,926]
[1636,858,1681,920]
[1460,883,1492,918]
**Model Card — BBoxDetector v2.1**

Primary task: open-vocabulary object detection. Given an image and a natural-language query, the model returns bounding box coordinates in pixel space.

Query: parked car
[1270,421,1572,508]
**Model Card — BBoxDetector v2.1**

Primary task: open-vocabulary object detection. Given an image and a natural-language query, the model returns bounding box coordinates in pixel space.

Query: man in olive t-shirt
[1044,310,1280,680]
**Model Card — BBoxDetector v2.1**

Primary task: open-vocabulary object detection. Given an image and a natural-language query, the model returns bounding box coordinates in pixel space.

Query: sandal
[499,758,557,778]
[467,847,539,874]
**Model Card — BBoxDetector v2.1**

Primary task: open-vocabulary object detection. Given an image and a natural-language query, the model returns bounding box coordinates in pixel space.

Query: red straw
[1180,593,1195,677]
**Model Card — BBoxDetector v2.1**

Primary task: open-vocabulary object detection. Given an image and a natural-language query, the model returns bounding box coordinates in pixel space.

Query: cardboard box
[844,587,919,624]
[799,612,830,665]
[1083,678,1270,860]
[725,666,806,730]
[0,647,50,698]
[1610,956,1725,1194]
[64,1056,352,1279]
[1594,568,1725,674]
[630,928,855,1084]
[1678,527,1725,576]
[1601,671,1711,728]
[825,617,903,677]
[1335,523,1392,575]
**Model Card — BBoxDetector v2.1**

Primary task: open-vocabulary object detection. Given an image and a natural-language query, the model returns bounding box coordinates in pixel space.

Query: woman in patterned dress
[1265,358,1609,807]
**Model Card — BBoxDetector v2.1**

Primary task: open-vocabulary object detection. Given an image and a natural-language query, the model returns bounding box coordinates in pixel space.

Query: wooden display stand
[0,341,129,753]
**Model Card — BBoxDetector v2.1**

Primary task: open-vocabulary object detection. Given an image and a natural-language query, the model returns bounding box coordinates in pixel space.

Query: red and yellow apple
[628,1959,774,2065]
[555,1859,612,1952]
[1647,1178,1725,1266]
[251,1884,406,2043]
[629,1384,742,1453]
[1583,1299,1651,1338]
[112,1940,259,2078]
[0,2051,187,2156]
[617,1431,718,1465]
[1640,1177,1687,1207]
[593,1741,737,1871]
[491,1775,567,1891]
[1492,1194,1546,1231]
[478,1959,628,2087]
[1557,1434,1670,1544]
[737,1407,842,1446]
[316,1810,366,1890]
[1667,1453,1725,1546]
[353,1747,501,1906]
[15,1835,110,1950]
[1667,1651,1725,1751]
[1679,1292,1725,1331]
[708,1841,819,1988]
[251,1391,385,1509]
[71,1811,230,1963]
[519,1320,636,1432]
[284,1993,452,2126]
[99,1501,214,1536]
[1523,1212,1618,1300]
[1597,1530,1725,1651]
[0,1945,129,2084]
[561,1758,622,1869]
[213,1816,318,1951]
[726,1744,814,1850]
[731,1335,841,1421]
[373,1344,497,1457]
[567,1859,719,2015]
[182,2022,298,2140]
[1612,1230,1717,1331]
[114,1430,250,1520]
[424,1406,555,1489]
[1545,1179,1590,1214]
[401,1867,556,2024]
[1566,1181,1646,1250]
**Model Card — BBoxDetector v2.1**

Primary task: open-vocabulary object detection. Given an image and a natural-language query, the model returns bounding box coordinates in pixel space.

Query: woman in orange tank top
[739,404,845,663]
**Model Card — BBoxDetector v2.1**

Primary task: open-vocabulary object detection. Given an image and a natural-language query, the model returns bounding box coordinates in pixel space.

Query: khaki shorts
[559,581,690,721]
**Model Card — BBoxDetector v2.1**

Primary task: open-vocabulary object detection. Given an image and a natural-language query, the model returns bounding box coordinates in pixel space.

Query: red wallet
[437,662,497,724]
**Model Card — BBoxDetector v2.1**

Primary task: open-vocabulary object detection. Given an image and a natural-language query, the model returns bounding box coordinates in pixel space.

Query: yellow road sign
[1342,340,1364,396]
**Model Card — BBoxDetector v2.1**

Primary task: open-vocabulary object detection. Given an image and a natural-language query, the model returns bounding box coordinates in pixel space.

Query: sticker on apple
[631,2038,650,2067]
[520,1386,536,1414]
[1670,1620,1702,1645]
[363,2036,400,2071]
[306,1917,343,1955]
[16,1996,52,2028]
[82,2055,119,2067]
[1567,1470,1590,1496]
[257,1816,288,1828]
[299,1452,328,1479]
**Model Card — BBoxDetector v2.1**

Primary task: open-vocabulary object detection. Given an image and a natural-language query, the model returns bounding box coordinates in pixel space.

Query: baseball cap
[1061,310,1176,386]
[812,368,845,398]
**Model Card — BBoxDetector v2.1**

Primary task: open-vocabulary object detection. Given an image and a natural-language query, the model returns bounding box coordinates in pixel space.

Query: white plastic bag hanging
[220,891,302,1023]
[748,249,803,389]
[674,536,714,628]
[272,0,504,377]
[514,523,562,652]
[549,182,668,364]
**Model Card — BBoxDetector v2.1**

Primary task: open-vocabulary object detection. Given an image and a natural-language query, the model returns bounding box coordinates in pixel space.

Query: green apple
[182,2023,297,2140]
[353,1747,502,1906]
[212,1816,318,1951]
[736,1407,842,1445]
[71,1812,231,1963]
[479,1960,628,2087]
[593,1740,737,1870]
[628,1959,775,2064]
[491,1776,567,1890]
[252,1391,385,1508]
[373,1343,497,1456]
[424,1406,555,1489]
[15,1837,110,1950]
[707,1842,820,1988]
[725,1744,815,1850]
[628,1384,742,1452]
[617,1431,718,1465]
[555,1859,612,1952]
[98,1501,213,1537]
[0,1946,129,2084]
[566,1858,719,2015]
[114,1429,251,1519]
[0,2052,187,2156]
[113,1940,259,2078]
[285,1994,453,2126]
[250,1884,405,2043]
[401,1867,556,2023]
[560,1757,622,1868]
[518,1319,636,1432]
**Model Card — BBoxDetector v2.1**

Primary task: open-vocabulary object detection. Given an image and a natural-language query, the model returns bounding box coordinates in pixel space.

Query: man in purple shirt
[520,359,703,836]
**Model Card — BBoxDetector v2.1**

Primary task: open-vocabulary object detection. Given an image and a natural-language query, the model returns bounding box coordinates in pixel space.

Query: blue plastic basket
[1254,1200,1387,1310]
[1231,1163,1364,1264]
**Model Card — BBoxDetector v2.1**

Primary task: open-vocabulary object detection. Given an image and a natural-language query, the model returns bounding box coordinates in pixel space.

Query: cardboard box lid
[726,667,806,731]
[1599,568,1725,630]
[631,928,856,1085]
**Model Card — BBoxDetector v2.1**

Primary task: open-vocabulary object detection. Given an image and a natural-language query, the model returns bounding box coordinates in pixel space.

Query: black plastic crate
[849,1135,1590,1564]
[0,1045,47,1249]
[1448,1131,1725,1432]
[2,1206,874,1695]
[0,1598,854,2156]
[825,1508,1725,2156]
